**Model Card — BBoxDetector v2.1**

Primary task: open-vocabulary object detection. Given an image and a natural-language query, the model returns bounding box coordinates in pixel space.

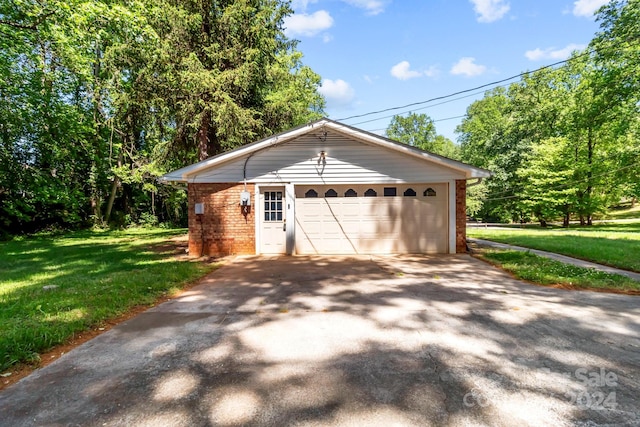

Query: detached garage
[160,118,491,256]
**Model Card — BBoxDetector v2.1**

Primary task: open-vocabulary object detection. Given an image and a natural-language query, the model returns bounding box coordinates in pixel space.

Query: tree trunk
[91,41,104,225]
[586,127,594,226]
[563,211,570,228]
[90,188,102,224]
[104,153,123,224]
[197,113,210,161]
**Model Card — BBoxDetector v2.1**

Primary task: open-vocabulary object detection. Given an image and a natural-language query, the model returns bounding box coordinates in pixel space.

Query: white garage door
[294,184,448,254]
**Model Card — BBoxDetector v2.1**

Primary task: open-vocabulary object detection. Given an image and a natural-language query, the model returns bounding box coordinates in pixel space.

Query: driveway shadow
[0,255,638,426]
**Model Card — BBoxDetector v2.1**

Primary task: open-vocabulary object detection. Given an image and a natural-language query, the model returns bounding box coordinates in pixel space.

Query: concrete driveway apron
[1,254,639,426]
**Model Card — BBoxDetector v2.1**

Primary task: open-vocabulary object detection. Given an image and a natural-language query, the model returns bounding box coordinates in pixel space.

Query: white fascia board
[159,120,331,183]
[324,121,491,179]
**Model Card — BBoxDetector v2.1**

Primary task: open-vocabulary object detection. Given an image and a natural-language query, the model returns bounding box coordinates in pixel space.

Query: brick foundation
[188,183,256,256]
[455,179,467,253]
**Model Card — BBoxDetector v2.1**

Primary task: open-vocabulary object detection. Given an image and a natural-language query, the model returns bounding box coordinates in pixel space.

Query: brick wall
[455,179,467,253]
[188,183,256,256]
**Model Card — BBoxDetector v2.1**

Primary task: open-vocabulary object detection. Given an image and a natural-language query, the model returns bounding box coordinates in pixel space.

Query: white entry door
[260,187,286,254]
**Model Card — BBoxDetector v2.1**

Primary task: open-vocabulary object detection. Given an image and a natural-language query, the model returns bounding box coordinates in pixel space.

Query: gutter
[466,177,484,187]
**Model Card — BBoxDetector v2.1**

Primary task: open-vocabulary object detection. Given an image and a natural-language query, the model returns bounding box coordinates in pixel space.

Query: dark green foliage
[0,0,325,235]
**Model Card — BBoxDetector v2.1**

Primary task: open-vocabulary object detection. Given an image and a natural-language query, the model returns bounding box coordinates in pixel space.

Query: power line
[363,114,468,134]
[336,46,599,123]
[350,89,493,127]
[482,162,640,202]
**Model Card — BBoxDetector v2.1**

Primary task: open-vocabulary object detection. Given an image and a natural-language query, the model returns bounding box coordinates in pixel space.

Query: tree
[591,0,640,210]
[386,112,460,158]
[457,87,524,222]
[146,0,324,162]
[518,137,577,227]
[386,113,436,149]
[0,0,325,234]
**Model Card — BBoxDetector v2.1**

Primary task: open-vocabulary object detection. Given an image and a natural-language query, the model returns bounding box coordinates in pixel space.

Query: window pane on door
[264,190,284,222]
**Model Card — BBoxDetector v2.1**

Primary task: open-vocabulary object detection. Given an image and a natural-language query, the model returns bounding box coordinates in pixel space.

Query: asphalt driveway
[1,255,639,426]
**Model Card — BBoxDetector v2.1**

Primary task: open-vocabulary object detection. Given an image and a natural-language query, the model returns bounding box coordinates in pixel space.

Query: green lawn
[0,228,217,372]
[478,250,640,292]
[468,221,640,273]
[604,203,640,220]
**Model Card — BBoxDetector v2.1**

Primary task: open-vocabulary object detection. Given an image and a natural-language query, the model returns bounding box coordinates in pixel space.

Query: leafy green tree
[518,137,577,227]
[458,1,639,226]
[386,112,460,158]
[591,0,640,211]
[457,87,524,222]
[147,0,323,162]
[386,113,436,149]
[0,0,325,234]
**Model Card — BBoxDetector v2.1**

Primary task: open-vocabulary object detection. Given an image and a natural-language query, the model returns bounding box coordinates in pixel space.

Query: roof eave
[159,117,492,182]
[321,120,492,179]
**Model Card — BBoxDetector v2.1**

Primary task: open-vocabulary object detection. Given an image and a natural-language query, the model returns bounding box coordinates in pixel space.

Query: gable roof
[160,118,491,182]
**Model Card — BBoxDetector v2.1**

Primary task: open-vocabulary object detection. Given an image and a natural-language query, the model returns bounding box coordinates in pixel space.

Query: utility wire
[350,89,494,127]
[364,114,468,134]
[336,45,601,123]
[482,162,639,202]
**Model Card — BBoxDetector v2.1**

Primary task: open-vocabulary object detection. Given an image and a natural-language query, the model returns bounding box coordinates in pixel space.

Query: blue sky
[283,0,612,142]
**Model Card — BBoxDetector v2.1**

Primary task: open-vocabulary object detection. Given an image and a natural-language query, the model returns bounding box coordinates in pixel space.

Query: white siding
[187,131,465,184]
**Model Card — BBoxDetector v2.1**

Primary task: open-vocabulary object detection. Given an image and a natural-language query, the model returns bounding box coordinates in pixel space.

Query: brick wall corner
[187,183,256,257]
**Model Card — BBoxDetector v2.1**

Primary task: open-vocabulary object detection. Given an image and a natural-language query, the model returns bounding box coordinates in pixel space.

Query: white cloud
[341,0,386,15]
[450,57,487,77]
[318,79,355,107]
[363,74,376,84]
[423,65,441,78]
[283,10,334,37]
[572,0,609,17]
[290,0,318,11]
[390,61,422,80]
[525,43,586,61]
[470,0,510,23]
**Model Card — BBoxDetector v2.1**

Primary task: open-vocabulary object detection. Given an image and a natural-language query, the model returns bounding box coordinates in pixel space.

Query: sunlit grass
[479,250,640,292]
[0,228,217,371]
[604,203,640,220]
[468,220,640,272]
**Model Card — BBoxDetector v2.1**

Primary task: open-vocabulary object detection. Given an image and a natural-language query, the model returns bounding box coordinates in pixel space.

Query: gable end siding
[189,132,465,184]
